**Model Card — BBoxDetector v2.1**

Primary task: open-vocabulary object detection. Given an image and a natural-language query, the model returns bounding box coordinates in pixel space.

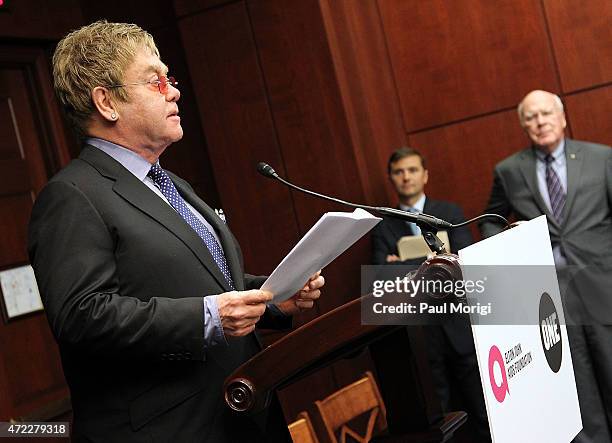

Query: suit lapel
[172,177,245,291]
[517,148,559,229]
[563,139,583,224]
[79,146,234,292]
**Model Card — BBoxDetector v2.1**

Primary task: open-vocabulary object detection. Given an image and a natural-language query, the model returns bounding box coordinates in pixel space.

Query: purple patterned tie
[545,154,566,223]
[148,164,234,289]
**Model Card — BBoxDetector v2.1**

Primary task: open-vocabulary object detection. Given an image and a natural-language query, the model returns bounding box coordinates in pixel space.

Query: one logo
[488,345,509,403]
[539,292,562,373]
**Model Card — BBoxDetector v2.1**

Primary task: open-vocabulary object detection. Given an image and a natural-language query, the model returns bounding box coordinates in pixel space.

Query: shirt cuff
[203,295,227,348]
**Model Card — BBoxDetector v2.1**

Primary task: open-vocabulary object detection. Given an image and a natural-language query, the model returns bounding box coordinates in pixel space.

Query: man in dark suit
[371,148,472,263]
[480,89,612,443]
[372,147,490,442]
[28,21,324,442]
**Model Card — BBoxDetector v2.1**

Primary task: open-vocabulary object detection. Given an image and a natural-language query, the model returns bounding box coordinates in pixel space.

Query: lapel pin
[570,153,576,159]
[215,209,227,224]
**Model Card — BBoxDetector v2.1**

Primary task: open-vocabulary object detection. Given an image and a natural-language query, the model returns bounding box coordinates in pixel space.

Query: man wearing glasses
[28,21,323,442]
[480,90,612,443]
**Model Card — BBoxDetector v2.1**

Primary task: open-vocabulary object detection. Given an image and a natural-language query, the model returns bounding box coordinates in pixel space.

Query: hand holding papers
[262,209,381,302]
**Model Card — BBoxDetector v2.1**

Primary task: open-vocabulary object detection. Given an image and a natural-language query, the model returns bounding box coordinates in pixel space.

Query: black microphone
[256,162,453,230]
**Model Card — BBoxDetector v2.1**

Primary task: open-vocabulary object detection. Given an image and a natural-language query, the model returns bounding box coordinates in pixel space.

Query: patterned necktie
[544,154,566,223]
[147,164,234,289]
[407,207,421,236]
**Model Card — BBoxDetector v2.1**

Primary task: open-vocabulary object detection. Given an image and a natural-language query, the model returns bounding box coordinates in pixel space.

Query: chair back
[288,411,320,443]
[315,371,387,443]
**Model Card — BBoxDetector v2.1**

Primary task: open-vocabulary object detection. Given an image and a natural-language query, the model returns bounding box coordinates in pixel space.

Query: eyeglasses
[107,75,178,95]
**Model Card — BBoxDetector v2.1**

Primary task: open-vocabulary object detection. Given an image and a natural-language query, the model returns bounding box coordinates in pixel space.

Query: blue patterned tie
[148,164,234,289]
[544,154,566,223]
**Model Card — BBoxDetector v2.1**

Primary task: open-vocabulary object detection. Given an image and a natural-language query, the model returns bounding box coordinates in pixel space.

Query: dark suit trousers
[424,325,491,442]
[558,269,612,443]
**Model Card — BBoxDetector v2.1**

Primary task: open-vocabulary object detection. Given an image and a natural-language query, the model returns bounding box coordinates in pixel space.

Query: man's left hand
[276,271,324,315]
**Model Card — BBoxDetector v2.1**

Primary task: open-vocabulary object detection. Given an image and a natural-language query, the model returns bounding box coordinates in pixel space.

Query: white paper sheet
[261,208,381,302]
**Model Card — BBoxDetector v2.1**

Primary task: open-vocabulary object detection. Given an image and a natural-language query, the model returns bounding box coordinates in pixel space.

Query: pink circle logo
[488,345,510,403]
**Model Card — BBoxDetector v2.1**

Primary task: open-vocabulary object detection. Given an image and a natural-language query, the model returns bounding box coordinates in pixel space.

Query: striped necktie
[544,154,566,223]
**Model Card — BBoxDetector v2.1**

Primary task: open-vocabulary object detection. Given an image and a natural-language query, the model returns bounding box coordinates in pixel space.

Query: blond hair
[52,20,159,138]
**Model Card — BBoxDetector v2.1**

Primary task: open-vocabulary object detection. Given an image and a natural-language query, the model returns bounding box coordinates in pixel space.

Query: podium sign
[459,216,581,443]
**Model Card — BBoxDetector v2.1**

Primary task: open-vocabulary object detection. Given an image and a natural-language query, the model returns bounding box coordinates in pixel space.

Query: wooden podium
[224,256,468,442]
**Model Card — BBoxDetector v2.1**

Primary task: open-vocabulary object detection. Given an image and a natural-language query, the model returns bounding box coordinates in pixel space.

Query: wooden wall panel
[150,26,222,206]
[318,0,407,206]
[179,2,302,278]
[543,0,612,93]
[378,0,559,131]
[80,0,170,31]
[179,1,362,422]
[0,314,66,417]
[0,0,83,40]
[408,110,529,226]
[247,0,369,310]
[0,48,71,421]
[173,0,233,17]
[565,86,612,146]
[247,0,375,419]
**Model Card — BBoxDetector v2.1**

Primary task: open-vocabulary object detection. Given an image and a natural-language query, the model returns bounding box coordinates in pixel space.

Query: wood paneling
[80,0,172,31]
[0,0,83,40]
[543,0,612,93]
[565,86,612,146]
[0,67,53,194]
[378,0,559,131]
[179,1,345,422]
[0,195,31,267]
[178,2,301,278]
[247,0,369,310]
[247,0,375,418]
[408,109,529,225]
[150,26,222,207]
[0,47,70,421]
[0,313,66,416]
[173,0,234,17]
[319,0,407,206]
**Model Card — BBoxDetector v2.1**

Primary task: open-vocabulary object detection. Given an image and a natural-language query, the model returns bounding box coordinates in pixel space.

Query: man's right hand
[216,290,273,337]
[386,254,401,262]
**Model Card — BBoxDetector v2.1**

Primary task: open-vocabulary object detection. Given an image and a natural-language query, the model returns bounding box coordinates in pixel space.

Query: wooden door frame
[0,43,73,179]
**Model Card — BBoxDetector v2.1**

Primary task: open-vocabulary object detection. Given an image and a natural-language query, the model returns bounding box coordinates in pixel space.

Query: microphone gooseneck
[256,161,510,232]
[256,162,457,232]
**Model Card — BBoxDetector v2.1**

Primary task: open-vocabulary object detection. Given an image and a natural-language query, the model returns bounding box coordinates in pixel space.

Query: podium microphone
[256,162,453,231]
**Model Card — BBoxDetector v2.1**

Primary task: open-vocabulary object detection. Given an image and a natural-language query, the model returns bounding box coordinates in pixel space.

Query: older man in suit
[28,21,324,442]
[481,89,612,442]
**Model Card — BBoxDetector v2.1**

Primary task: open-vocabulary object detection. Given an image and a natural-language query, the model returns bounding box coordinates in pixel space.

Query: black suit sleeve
[371,222,395,265]
[28,181,206,360]
[480,167,512,238]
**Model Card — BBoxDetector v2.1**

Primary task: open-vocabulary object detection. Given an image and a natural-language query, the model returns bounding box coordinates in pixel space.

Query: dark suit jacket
[371,198,475,355]
[480,139,612,323]
[28,146,291,443]
[480,139,612,267]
